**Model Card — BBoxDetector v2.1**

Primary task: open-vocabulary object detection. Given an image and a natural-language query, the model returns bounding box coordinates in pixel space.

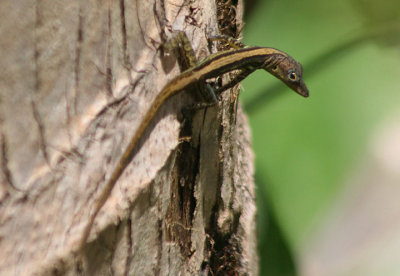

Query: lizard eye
[288,72,297,81]
[271,65,278,71]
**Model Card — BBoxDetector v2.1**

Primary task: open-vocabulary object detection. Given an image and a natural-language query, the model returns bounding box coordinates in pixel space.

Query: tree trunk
[0,0,258,275]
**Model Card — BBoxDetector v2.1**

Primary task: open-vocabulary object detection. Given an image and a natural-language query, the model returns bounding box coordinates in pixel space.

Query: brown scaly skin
[77,33,308,250]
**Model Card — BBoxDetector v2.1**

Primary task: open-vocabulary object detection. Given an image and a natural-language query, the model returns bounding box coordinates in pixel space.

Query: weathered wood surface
[0,0,257,274]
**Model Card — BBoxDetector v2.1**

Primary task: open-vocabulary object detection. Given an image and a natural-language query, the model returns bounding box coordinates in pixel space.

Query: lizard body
[78,33,308,249]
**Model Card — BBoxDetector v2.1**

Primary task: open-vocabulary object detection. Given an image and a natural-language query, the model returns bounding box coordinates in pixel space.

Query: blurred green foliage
[241,0,400,274]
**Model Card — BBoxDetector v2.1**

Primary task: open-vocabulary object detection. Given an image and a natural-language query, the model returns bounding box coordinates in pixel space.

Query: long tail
[78,85,176,250]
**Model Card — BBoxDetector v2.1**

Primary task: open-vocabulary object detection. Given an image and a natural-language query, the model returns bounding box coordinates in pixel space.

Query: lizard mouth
[289,79,309,98]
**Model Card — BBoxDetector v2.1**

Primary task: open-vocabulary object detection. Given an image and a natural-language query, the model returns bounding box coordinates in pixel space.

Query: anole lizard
[78,31,309,249]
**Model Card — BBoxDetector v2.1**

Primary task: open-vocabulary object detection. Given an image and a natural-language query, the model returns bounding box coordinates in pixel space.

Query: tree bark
[0,0,258,275]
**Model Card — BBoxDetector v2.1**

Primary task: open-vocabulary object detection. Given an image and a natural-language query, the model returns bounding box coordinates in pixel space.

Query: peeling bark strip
[0,0,257,275]
[165,109,199,257]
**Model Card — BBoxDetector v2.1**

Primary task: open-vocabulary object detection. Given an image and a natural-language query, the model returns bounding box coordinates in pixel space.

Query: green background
[241,0,400,274]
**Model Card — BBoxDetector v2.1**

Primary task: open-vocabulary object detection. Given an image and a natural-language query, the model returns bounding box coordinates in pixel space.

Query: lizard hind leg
[163,31,199,71]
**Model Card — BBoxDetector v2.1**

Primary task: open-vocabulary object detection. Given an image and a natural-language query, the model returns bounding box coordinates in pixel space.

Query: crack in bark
[0,131,19,193]
[32,1,51,167]
[153,218,162,276]
[135,0,155,50]
[34,0,41,95]
[119,0,131,70]
[208,207,242,275]
[124,217,133,276]
[108,224,119,276]
[74,255,84,275]
[106,2,113,96]
[64,86,74,147]
[74,6,83,113]
[31,100,51,168]
[227,101,239,215]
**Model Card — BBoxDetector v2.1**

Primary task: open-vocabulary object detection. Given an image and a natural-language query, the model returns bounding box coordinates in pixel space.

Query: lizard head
[264,55,309,97]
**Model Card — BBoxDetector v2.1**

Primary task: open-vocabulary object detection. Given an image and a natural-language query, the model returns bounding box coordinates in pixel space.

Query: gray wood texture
[0,0,258,274]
